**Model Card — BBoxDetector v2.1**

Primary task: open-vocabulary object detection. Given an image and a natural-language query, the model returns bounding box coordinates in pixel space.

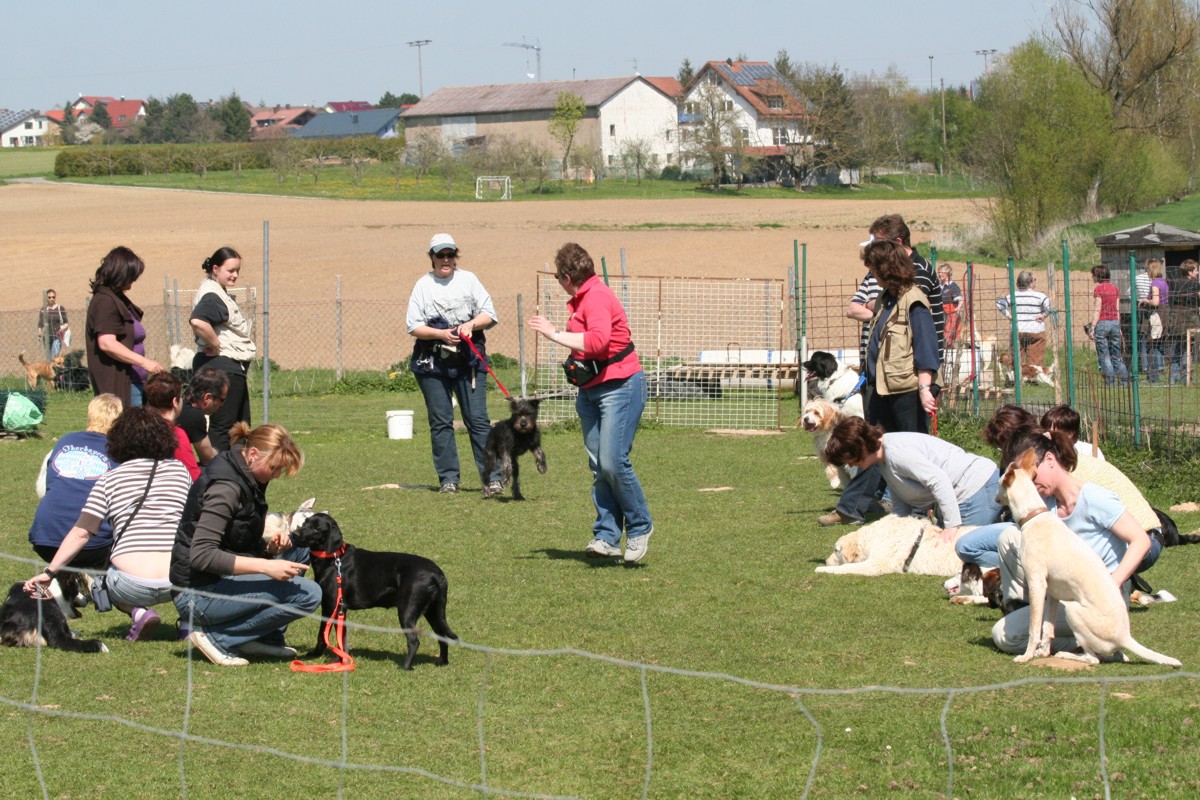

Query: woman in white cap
[406,233,502,494]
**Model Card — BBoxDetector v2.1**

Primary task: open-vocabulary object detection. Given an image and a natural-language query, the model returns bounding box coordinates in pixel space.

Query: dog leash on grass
[460,335,511,399]
[291,548,355,673]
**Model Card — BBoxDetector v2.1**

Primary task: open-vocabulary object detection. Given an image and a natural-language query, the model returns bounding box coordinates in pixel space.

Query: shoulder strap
[596,342,635,367]
[112,460,158,546]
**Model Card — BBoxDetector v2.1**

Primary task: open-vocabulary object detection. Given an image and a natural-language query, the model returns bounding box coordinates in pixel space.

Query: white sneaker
[239,641,299,659]
[584,539,621,558]
[188,631,249,667]
[623,529,654,563]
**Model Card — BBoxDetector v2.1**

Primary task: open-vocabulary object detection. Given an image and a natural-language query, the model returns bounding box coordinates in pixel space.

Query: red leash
[291,549,355,673]
[461,335,511,399]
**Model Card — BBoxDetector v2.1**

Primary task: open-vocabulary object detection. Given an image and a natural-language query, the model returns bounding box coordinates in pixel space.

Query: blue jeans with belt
[575,370,653,546]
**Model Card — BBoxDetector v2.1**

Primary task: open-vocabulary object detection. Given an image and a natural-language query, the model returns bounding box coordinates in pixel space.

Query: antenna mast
[502,36,542,81]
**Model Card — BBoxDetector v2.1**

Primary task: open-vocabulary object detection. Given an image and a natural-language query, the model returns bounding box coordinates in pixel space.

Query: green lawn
[1,391,1197,798]
[0,147,60,179]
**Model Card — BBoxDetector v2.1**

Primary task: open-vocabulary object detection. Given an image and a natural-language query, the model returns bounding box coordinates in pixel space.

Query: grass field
[2,392,1198,799]
[0,147,60,179]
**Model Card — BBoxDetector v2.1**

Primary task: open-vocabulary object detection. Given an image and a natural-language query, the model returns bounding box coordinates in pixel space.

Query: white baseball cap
[429,233,458,253]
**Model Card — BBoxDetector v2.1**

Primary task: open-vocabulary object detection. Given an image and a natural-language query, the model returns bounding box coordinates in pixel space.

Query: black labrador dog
[1,574,108,653]
[290,513,458,669]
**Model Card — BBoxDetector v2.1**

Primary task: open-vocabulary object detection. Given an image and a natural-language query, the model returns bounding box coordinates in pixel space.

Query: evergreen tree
[214,92,252,141]
[61,101,77,145]
[91,101,112,129]
[677,58,695,86]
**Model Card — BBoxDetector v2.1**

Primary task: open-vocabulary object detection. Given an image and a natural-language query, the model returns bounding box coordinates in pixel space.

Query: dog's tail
[1121,637,1182,669]
[425,573,457,642]
[18,352,29,366]
[1176,531,1200,545]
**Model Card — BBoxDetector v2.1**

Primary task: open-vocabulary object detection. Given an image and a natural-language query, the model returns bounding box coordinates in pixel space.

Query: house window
[118,115,126,122]
[767,96,784,110]
[737,127,749,147]
[25,121,33,129]
[773,127,789,146]
[724,100,734,111]
[607,155,614,166]
[609,124,615,136]
[665,130,671,142]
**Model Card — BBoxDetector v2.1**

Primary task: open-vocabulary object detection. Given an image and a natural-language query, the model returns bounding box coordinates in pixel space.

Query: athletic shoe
[188,631,249,667]
[584,539,621,558]
[125,607,160,642]
[818,510,860,527]
[623,528,654,563]
[239,641,298,659]
[439,482,458,494]
[485,481,503,496]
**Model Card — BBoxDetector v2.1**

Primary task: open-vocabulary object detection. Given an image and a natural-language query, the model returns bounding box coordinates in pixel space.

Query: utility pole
[928,55,934,92]
[503,37,542,81]
[940,78,947,177]
[407,40,431,98]
[975,48,998,75]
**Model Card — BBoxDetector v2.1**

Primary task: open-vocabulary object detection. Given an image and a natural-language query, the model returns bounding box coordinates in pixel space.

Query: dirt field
[5,181,988,312]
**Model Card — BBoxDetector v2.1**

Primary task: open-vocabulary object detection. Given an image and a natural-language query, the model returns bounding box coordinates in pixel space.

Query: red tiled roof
[103,99,145,127]
[698,61,808,120]
[326,101,374,113]
[644,76,684,99]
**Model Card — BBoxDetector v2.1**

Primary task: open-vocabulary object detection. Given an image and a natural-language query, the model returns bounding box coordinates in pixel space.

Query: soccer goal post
[475,175,512,200]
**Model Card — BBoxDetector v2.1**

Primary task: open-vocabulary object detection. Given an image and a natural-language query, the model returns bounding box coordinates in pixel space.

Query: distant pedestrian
[1087,265,1128,387]
[996,271,1053,385]
[37,289,70,359]
[938,264,962,346]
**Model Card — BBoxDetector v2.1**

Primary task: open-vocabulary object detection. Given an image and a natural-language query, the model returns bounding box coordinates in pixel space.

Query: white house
[402,76,683,175]
[1,109,52,147]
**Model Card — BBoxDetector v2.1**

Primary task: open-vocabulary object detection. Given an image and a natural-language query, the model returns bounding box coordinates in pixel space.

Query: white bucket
[386,410,414,440]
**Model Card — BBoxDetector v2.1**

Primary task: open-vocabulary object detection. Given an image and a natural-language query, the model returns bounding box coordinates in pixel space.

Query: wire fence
[4,254,1200,455]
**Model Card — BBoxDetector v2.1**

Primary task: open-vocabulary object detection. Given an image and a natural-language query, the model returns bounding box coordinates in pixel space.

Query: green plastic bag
[2,393,44,432]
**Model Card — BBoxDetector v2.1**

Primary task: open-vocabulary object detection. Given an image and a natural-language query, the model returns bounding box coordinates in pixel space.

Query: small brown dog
[18,352,64,391]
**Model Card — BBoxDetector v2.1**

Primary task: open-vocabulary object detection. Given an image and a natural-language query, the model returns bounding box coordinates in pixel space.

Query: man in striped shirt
[995,271,1053,384]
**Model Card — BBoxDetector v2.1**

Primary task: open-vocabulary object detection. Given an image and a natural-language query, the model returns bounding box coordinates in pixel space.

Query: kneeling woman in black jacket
[171,422,320,667]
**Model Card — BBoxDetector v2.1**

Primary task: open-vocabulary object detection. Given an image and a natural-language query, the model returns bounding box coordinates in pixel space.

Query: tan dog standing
[997,449,1180,667]
[18,352,64,390]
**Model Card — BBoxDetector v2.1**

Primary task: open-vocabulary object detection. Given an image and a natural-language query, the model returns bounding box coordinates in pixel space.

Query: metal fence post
[1062,240,1075,407]
[517,293,526,397]
[1007,258,1021,407]
[335,274,344,382]
[1128,248,1142,447]
[262,220,270,424]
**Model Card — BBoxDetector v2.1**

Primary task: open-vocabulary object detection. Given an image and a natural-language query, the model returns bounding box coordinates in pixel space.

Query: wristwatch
[43,567,57,578]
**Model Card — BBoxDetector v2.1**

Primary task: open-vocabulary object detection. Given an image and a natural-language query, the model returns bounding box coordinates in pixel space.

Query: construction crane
[503,37,541,81]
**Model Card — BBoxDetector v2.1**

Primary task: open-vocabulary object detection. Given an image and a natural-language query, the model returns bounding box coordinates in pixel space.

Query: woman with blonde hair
[29,394,124,568]
[170,422,319,666]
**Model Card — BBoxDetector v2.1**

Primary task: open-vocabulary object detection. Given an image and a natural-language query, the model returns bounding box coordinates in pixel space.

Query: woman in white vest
[190,247,255,452]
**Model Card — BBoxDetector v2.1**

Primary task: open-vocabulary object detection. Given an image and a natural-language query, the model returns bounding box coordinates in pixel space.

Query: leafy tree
[60,101,77,145]
[619,137,656,183]
[1051,0,1199,133]
[407,128,447,185]
[214,92,251,142]
[677,58,695,86]
[779,62,862,186]
[852,67,917,176]
[680,80,744,189]
[967,40,1113,257]
[91,101,112,130]
[548,91,586,180]
[378,91,419,107]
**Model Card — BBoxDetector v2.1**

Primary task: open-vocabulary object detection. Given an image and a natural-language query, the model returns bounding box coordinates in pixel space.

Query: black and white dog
[802,351,865,420]
[289,511,459,670]
[0,573,108,653]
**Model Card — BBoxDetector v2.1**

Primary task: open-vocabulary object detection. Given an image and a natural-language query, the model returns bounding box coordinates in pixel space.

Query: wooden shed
[1095,223,1200,309]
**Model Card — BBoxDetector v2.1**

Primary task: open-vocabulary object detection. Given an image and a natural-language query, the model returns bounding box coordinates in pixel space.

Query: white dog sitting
[998,449,1180,667]
[801,397,856,489]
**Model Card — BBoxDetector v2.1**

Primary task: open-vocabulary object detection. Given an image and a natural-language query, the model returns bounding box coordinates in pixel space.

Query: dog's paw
[99,642,110,653]
[1013,653,1034,664]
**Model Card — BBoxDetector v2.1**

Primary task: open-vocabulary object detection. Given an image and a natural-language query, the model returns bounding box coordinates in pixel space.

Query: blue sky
[4,0,1048,111]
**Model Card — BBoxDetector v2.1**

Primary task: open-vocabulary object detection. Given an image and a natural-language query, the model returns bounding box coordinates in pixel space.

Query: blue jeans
[416,371,498,487]
[576,371,652,546]
[106,568,173,610]
[955,522,1016,569]
[953,469,1003,527]
[129,382,143,407]
[1093,320,1128,385]
[173,575,321,654]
